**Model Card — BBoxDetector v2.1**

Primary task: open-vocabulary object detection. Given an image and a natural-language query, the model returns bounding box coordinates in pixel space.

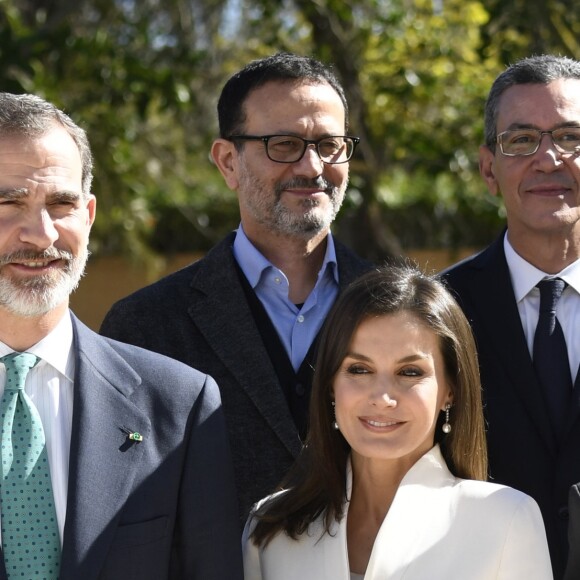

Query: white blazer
[243,445,553,579]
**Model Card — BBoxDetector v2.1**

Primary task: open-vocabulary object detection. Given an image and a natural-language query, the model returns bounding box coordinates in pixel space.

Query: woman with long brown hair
[243,265,551,579]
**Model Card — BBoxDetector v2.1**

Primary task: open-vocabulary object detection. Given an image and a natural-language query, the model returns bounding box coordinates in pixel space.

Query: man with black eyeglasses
[442,55,580,579]
[100,52,372,526]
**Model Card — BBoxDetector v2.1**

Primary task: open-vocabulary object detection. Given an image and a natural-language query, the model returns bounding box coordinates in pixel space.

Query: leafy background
[2,0,578,269]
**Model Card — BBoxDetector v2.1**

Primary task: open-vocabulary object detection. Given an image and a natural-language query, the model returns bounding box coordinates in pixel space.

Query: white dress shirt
[0,311,75,544]
[505,234,580,382]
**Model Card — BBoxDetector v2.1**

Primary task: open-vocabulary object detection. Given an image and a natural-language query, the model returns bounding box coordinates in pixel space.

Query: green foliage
[481,0,580,59]
[2,0,577,262]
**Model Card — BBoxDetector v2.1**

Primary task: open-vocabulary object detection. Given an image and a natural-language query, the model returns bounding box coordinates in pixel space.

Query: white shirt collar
[0,310,74,381]
[504,233,580,302]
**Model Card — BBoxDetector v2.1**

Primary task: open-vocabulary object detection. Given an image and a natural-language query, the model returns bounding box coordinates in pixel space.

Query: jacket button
[295,383,305,396]
[558,506,569,519]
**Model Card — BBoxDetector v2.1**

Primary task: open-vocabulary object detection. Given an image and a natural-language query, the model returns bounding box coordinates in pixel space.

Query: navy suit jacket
[442,235,580,579]
[0,314,243,580]
[100,231,373,524]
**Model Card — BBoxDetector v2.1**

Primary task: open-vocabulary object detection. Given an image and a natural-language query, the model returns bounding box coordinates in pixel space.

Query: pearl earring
[442,402,452,434]
[331,401,339,430]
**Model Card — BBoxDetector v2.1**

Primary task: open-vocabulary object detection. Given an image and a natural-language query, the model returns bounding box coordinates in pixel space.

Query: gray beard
[240,173,346,238]
[269,196,338,236]
[0,248,89,317]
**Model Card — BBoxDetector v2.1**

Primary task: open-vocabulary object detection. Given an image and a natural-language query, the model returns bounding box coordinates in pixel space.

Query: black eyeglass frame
[228,134,360,164]
[496,128,580,157]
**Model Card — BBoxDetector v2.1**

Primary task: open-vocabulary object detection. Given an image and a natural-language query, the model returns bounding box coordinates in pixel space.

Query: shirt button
[297,315,305,323]
[295,383,306,396]
[274,277,281,284]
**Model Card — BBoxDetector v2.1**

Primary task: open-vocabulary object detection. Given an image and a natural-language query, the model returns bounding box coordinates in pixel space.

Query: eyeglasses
[228,134,360,164]
[496,128,580,156]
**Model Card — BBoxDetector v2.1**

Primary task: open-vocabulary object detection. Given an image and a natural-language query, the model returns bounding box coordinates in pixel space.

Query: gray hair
[0,92,93,196]
[484,55,580,151]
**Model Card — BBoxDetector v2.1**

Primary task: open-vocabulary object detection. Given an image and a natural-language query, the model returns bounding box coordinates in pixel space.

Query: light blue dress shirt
[233,225,339,372]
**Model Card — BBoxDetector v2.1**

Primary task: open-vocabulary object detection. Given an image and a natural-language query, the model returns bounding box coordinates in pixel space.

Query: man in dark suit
[0,92,242,579]
[100,53,372,524]
[442,55,580,579]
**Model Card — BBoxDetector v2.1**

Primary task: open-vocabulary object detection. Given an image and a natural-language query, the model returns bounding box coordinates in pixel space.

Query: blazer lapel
[59,318,150,580]
[459,238,557,453]
[366,447,455,579]
[188,234,301,457]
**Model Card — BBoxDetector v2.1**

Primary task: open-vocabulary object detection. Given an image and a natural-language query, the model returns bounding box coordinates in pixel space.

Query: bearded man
[0,92,242,580]
[100,52,373,525]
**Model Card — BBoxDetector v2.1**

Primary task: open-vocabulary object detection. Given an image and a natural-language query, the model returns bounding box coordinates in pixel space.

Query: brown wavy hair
[250,264,487,547]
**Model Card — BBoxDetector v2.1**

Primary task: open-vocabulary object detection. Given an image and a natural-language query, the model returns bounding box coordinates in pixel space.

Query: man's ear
[86,194,97,228]
[479,144,500,197]
[211,139,240,190]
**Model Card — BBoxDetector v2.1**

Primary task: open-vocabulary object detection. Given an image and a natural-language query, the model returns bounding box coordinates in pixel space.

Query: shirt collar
[504,233,580,301]
[232,224,338,289]
[0,310,74,380]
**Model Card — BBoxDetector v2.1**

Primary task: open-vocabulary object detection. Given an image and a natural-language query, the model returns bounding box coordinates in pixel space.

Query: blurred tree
[240,0,505,259]
[0,0,236,268]
[219,0,509,258]
[0,0,531,265]
[481,0,580,61]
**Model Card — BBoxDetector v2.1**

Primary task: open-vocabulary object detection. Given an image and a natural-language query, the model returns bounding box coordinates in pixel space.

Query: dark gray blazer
[100,231,373,524]
[442,235,580,579]
[0,314,243,580]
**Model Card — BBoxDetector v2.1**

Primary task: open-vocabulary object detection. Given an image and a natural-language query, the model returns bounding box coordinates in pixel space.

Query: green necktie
[0,352,61,579]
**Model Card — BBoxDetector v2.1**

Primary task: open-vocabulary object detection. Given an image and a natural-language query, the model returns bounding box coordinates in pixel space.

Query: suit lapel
[460,239,557,453]
[565,364,580,434]
[188,234,300,457]
[59,317,150,580]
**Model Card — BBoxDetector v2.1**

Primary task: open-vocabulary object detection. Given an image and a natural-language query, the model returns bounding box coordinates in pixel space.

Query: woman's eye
[399,367,423,377]
[346,364,369,375]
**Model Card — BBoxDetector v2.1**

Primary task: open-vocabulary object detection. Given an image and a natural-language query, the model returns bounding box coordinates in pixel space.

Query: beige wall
[70,248,478,332]
[70,253,202,332]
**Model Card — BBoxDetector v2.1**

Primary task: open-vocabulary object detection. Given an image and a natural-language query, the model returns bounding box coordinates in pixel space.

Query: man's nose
[293,144,325,176]
[18,210,59,248]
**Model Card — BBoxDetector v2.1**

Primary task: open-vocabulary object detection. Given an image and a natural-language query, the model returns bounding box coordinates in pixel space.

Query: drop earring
[442,402,452,434]
[331,401,339,430]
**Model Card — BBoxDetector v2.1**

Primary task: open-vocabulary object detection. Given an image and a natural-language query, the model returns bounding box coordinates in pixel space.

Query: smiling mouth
[526,184,572,195]
[283,187,328,197]
[0,249,73,270]
[10,260,59,270]
[532,188,567,193]
[19,261,54,268]
[365,419,401,428]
